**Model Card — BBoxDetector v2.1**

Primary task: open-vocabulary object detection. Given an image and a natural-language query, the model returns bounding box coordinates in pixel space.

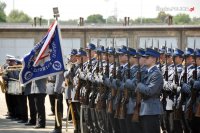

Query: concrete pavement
[0,91,74,133]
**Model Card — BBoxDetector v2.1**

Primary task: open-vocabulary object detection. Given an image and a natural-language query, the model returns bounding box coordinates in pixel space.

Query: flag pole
[53,7,61,128]
[53,7,65,69]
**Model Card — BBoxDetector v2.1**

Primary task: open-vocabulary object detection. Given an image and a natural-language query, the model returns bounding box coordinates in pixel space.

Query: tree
[0,1,6,22]
[7,9,31,23]
[132,17,160,24]
[131,18,141,24]
[86,14,106,24]
[173,13,191,24]
[106,16,117,24]
[142,18,161,23]
[157,11,170,23]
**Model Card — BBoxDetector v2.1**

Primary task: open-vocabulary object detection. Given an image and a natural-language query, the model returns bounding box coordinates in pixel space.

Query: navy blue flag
[20,21,65,85]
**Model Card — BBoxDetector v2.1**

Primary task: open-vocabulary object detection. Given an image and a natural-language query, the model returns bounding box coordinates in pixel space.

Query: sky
[2,0,200,20]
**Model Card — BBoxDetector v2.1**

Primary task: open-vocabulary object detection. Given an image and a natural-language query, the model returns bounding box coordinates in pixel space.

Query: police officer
[50,49,79,133]
[162,48,175,133]
[158,46,168,133]
[94,46,109,133]
[63,49,78,122]
[191,48,200,132]
[124,48,139,133]
[171,48,184,133]
[47,76,57,116]
[136,48,164,133]
[16,60,28,124]
[24,82,37,126]
[78,47,93,133]
[103,46,118,133]
[79,43,98,133]
[50,72,65,133]
[86,43,98,117]
[105,46,127,132]
[2,55,12,117]
[180,48,195,132]
[73,49,88,133]
[31,78,47,128]
[64,49,81,133]
[111,45,128,133]
[124,48,147,133]
[2,57,21,120]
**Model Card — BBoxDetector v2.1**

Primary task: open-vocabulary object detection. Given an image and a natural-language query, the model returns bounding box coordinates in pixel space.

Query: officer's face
[166,55,173,64]
[102,53,106,60]
[160,54,165,63]
[186,56,194,65]
[174,56,183,64]
[69,55,77,63]
[196,57,200,66]
[130,56,137,65]
[77,56,87,63]
[108,54,114,63]
[145,56,156,67]
[8,60,16,66]
[139,57,146,66]
[119,54,127,64]
[76,56,81,63]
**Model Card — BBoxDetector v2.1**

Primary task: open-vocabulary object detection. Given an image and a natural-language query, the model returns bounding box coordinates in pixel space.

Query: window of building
[187,37,200,49]
[139,37,178,49]
[90,37,128,48]
[0,38,34,65]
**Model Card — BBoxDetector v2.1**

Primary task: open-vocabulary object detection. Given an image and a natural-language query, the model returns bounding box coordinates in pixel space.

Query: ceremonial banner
[20,20,65,85]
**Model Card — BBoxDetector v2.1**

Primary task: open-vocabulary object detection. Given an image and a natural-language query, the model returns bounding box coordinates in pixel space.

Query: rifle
[158,40,162,71]
[99,50,104,75]
[105,48,110,78]
[74,49,84,101]
[96,50,106,110]
[96,51,100,74]
[164,41,168,82]
[114,53,122,118]
[186,41,198,119]
[173,55,182,120]
[89,50,100,108]
[132,53,142,122]
[176,54,187,119]
[162,41,168,110]
[83,49,92,105]
[107,48,116,113]
[174,59,179,87]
